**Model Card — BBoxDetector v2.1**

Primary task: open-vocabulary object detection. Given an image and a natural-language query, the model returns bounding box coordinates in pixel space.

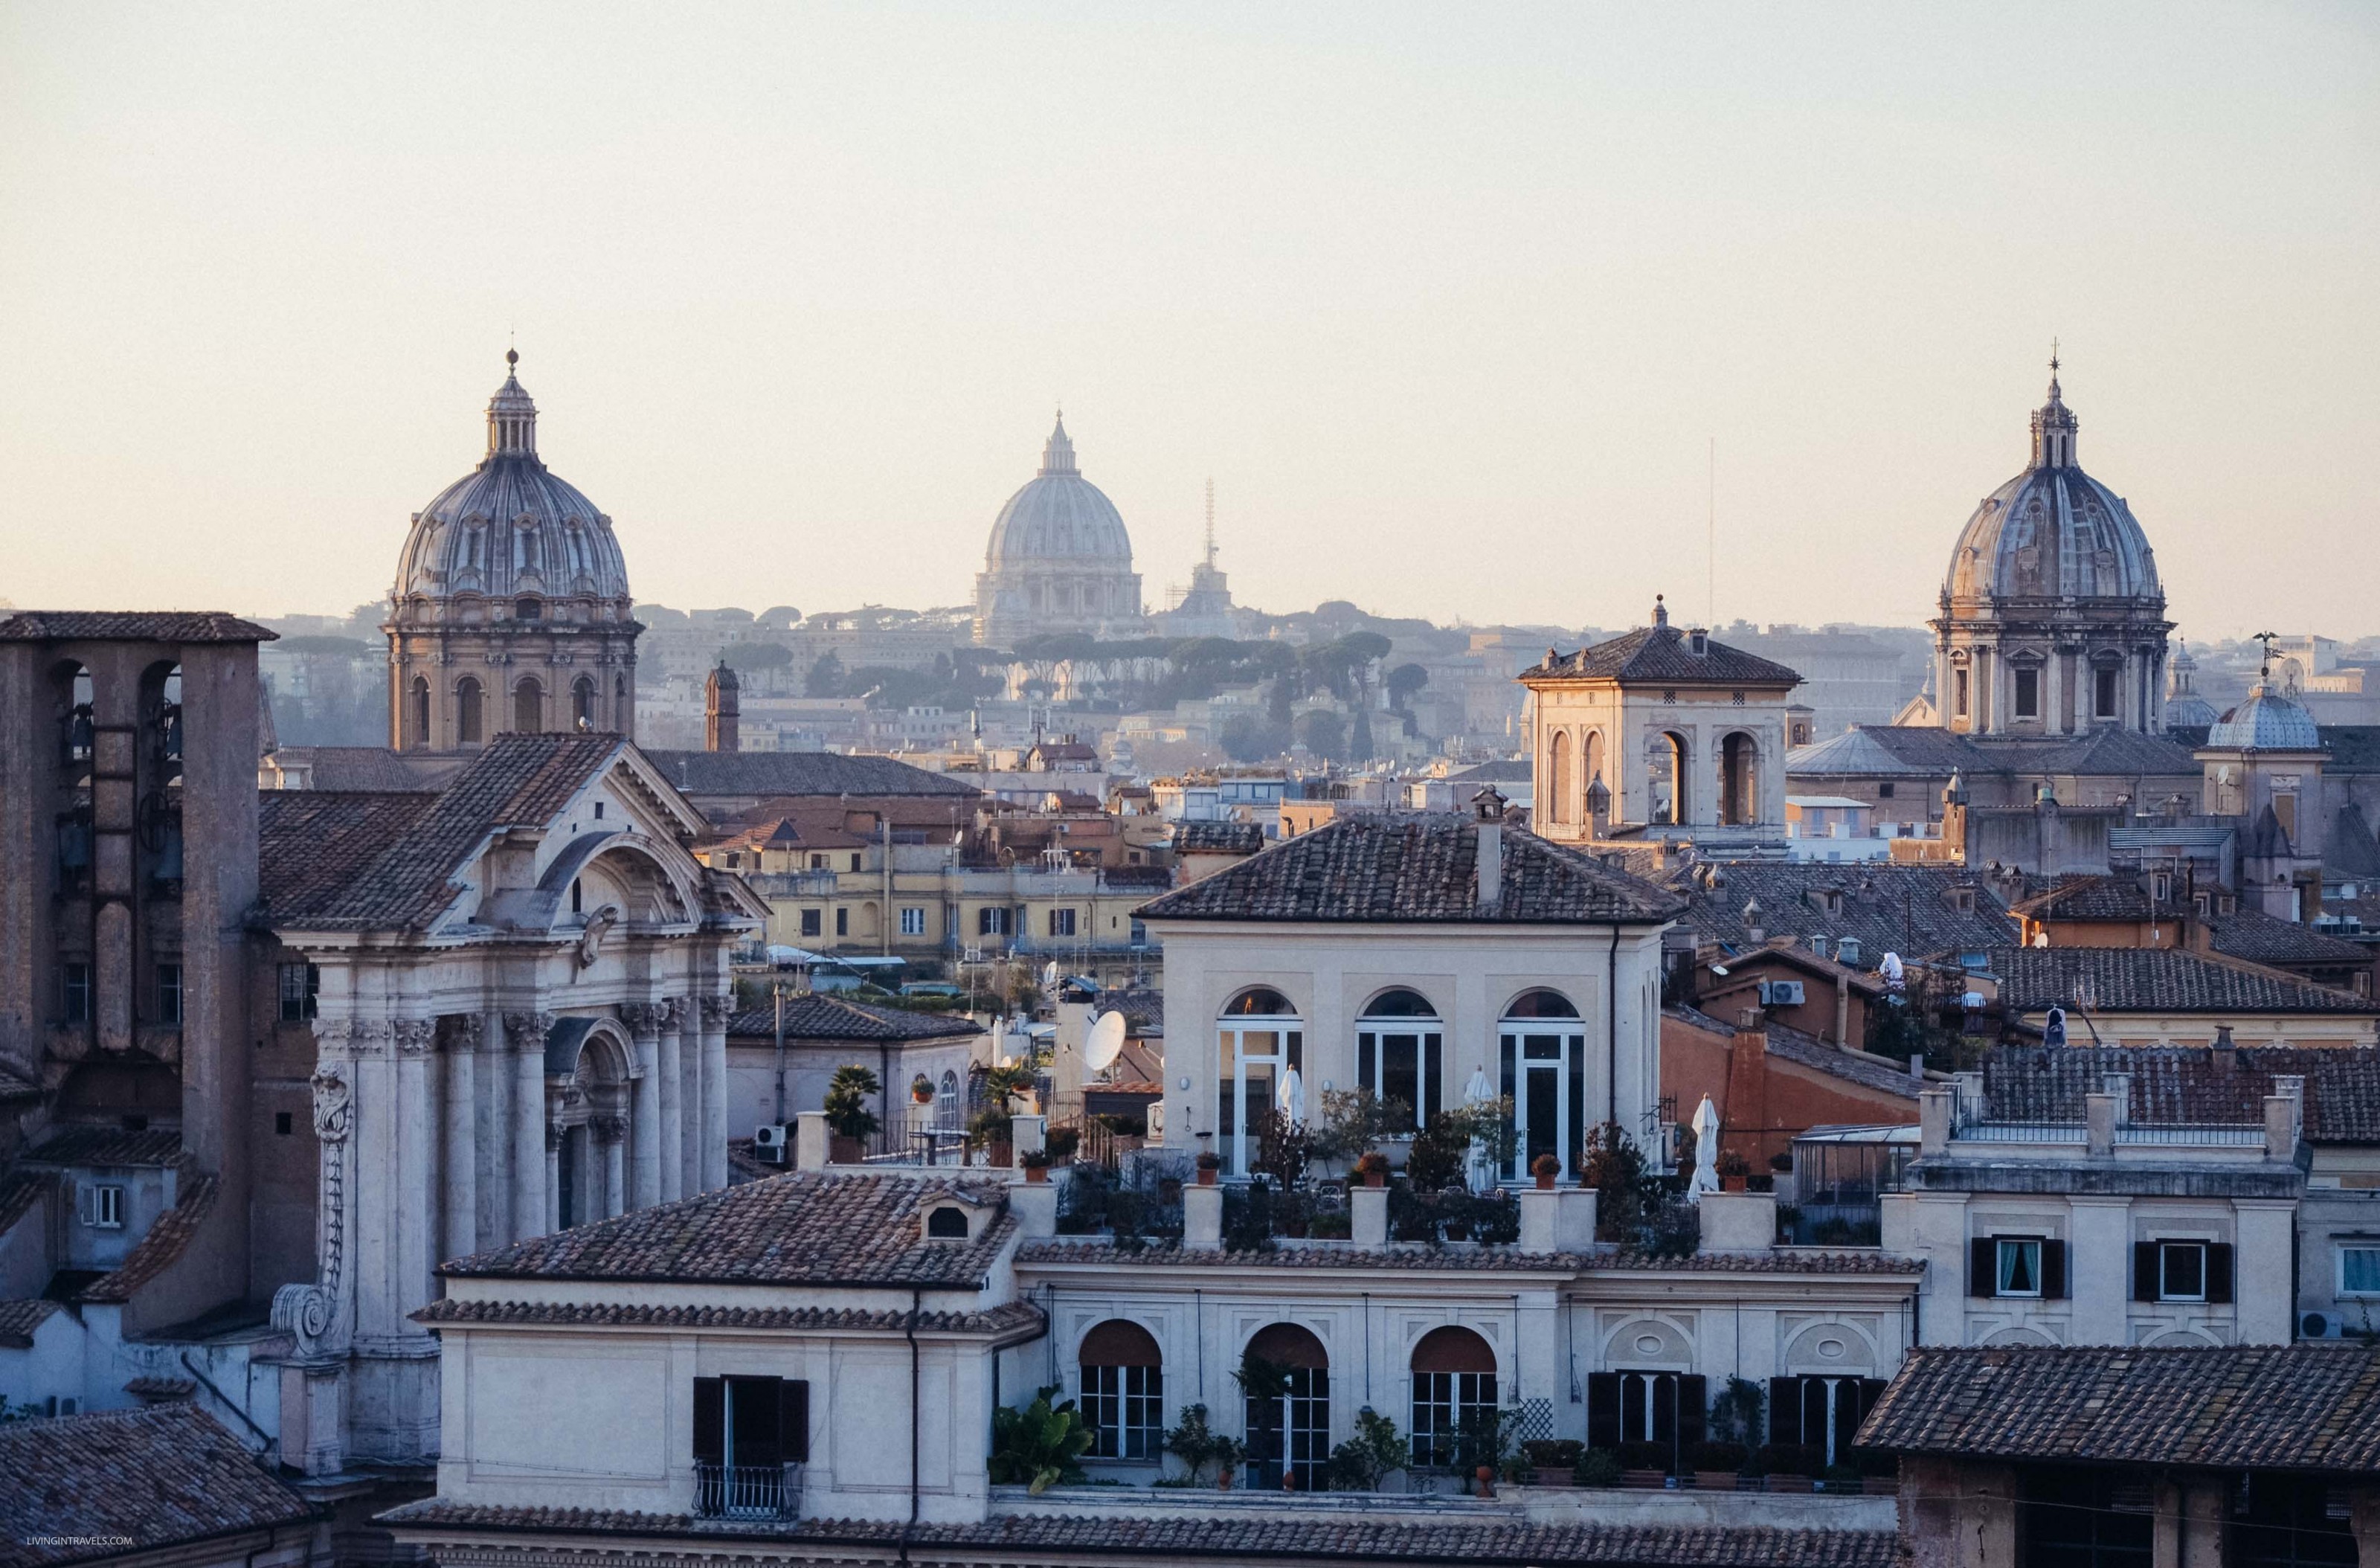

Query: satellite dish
[1084,1011,1128,1074]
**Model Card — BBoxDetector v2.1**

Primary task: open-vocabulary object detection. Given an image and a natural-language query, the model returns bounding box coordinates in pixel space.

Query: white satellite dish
[1084,1010,1128,1074]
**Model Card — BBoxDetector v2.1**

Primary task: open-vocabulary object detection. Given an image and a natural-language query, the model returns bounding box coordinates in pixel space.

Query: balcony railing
[695,1461,802,1520]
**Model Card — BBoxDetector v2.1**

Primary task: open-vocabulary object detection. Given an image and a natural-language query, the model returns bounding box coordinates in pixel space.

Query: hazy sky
[2,4,2374,640]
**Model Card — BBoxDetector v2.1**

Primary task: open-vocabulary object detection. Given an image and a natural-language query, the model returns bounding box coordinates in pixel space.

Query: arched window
[1500,989,1588,1182]
[1410,1326,1497,1468]
[515,597,542,621]
[572,676,597,731]
[56,662,95,767]
[409,675,431,750]
[1357,989,1442,1132]
[1650,731,1689,825]
[1242,1324,1328,1490]
[1079,1320,1162,1460]
[1583,730,1605,814]
[1548,731,1572,823]
[1217,991,1301,1177]
[455,677,483,745]
[513,678,543,735]
[936,1069,960,1130]
[925,1206,969,1238]
[1720,732,1758,826]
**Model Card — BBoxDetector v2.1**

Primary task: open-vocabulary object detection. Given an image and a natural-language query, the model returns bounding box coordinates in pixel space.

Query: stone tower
[704,659,740,753]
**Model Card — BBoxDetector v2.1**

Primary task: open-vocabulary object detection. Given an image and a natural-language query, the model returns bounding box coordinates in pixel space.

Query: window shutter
[1969,1237,1998,1298]
[1587,1373,1621,1448]
[2206,1243,2234,1305]
[1677,1375,1708,1447]
[1769,1376,1803,1445]
[1856,1378,1888,1447]
[692,1378,724,1463]
[780,1379,810,1463]
[2133,1242,2160,1303]
[2040,1239,2068,1300]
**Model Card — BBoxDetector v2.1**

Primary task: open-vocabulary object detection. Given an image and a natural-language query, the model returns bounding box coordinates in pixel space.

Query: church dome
[2207,682,2320,751]
[984,415,1133,566]
[393,353,632,609]
[1942,370,2159,606]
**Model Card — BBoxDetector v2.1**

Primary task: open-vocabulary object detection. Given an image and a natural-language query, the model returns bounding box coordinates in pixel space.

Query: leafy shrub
[1615,1439,1670,1472]
[1523,1439,1584,1468]
[1162,1403,1245,1485]
[987,1387,1090,1494]
[1043,1126,1080,1159]
[1573,1448,1624,1487]
[1324,1408,1411,1492]
[823,1064,881,1141]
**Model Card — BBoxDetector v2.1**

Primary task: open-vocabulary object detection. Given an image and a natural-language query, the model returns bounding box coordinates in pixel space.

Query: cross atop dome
[1039,411,1078,476]
[2029,346,2077,470]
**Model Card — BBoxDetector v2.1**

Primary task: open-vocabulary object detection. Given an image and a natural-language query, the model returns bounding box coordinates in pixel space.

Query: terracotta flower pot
[1534,1172,1556,1191]
[1363,1171,1386,1189]
[912,1092,934,1107]
[1197,1166,1218,1186]
[1023,1164,1048,1183]
[829,1134,864,1164]
[1216,1469,1233,1491]
[1475,1465,1496,1497]
[1721,1175,1747,1192]
[1694,1471,1739,1491]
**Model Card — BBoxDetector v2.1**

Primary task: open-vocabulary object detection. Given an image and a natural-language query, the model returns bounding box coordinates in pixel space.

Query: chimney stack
[1473,788,1506,913]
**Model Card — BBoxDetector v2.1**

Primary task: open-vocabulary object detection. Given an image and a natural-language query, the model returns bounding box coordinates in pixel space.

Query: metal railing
[1955,1121,2264,1147]
[695,1461,802,1520]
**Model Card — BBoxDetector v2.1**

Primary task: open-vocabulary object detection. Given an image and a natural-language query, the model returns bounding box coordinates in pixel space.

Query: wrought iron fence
[694,1461,802,1520]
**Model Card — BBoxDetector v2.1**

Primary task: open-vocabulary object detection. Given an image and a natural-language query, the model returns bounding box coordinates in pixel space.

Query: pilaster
[506,1011,553,1239]
[442,1015,480,1263]
[701,995,732,1192]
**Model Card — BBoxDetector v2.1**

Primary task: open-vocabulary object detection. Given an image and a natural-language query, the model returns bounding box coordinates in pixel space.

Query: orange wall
[1660,1012,1919,1168]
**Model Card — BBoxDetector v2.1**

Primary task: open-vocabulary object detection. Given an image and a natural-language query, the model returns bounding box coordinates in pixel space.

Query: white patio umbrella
[1462,1064,1499,1192]
[1689,1096,1723,1204]
[1276,1065,1306,1125]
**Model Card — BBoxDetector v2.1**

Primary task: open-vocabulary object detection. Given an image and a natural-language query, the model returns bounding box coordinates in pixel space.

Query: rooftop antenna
[1706,436,1716,629]
[1203,476,1217,571]
[2252,629,2279,681]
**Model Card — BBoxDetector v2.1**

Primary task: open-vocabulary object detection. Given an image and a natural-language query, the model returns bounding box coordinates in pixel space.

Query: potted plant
[1531,1152,1562,1191]
[1019,1148,1052,1183]
[823,1064,881,1163]
[1685,1439,1748,1491]
[1161,1404,1244,1490]
[985,1386,1091,1494]
[1044,1126,1081,1164]
[1572,1447,1623,1488]
[1195,1150,1221,1186]
[971,1105,1014,1169]
[1715,1149,1752,1192]
[1615,1439,1670,1488]
[1524,1438,1583,1487]
[910,1073,936,1107]
[1355,1151,1389,1189]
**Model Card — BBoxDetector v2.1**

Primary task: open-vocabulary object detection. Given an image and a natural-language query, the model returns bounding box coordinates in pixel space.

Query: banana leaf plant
[988,1385,1093,1494]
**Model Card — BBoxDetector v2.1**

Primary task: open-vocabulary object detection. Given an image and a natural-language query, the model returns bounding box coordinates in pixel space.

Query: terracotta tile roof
[1756,1021,1925,1102]
[261,746,458,791]
[1985,945,2380,1016]
[0,1404,315,1567]
[1173,820,1266,854]
[1601,1248,1922,1276]
[1525,625,1804,690]
[259,734,623,930]
[1018,1239,1586,1273]
[0,1170,51,1235]
[646,750,979,802]
[123,1375,198,1401]
[2202,907,2374,965]
[379,1500,1894,1567]
[0,611,276,644]
[724,995,982,1043]
[440,1172,1014,1288]
[1858,1345,2380,1473]
[1670,862,2016,957]
[25,1125,184,1167]
[80,1175,219,1303]
[0,1297,65,1348]
[0,1061,42,1100]
[1137,817,1685,925]
[1980,1044,2380,1142]
[414,1297,1044,1337]
[2010,875,2183,922]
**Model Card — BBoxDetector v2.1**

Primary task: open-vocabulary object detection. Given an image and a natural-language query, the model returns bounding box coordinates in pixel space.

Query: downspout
[1607,926,1622,1128]
[882,816,894,956]
[900,1285,922,1565]
[773,985,788,1124]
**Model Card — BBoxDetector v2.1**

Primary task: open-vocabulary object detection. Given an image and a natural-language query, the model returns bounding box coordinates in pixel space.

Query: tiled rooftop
[80,1175,219,1304]
[646,749,979,803]
[2202,907,2374,965]
[1173,820,1266,854]
[1985,945,2380,1015]
[1137,815,1685,926]
[1017,1240,1921,1276]
[1525,624,1804,690]
[0,1297,65,1348]
[415,1298,1044,1336]
[1980,1044,2380,1143]
[23,1125,184,1168]
[1859,1345,2380,1472]
[380,1501,1895,1567]
[1667,861,2016,958]
[724,995,982,1043]
[441,1172,1015,1288]
[0,611,277,644]
[0,1404,315,1567]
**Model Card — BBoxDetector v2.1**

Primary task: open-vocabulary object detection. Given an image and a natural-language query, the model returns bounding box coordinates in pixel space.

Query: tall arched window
[1217,989,1300,1177]
[937,1069,960,1130]
[1410,1326,1497,1468]
[1242,1323,1328,1491]
[1650,731,1689,825]
[1079,1320,1162,1460]
[572,676,597,730]
[1583,730,1605,810]
[513,678,543,735]
[1720,732,1758,826]
[455,677,483,745]
[1499,989,1585,1181]
[1357,988,1441,1132]
[409,675,431,750]
[1547,731,1572,823]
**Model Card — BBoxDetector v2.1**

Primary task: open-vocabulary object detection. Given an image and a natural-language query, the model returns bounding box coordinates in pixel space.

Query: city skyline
[2,4,2375,640]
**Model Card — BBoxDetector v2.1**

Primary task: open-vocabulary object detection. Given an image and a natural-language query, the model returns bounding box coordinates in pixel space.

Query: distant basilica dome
[973,414,1143,647]
[1931,359,2172,737]
[385,353,642,749]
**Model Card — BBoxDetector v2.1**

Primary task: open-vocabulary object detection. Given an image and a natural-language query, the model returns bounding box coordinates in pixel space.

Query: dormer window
[924,1206,970,1240]
[1688,629,1708,657]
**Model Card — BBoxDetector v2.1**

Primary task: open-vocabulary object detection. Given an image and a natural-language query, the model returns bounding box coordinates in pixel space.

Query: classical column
[701,995,732,1193]
[442,1015,480,1263]
[393,1019,437,1319]
[676,997,704,1198]
[506,1011,553,1241]
[625,1004,665,1209]
[544,1122,563,1236]
[475,1010,512,1249]
[596,1114,628,1218]
[657,1000,685,1203]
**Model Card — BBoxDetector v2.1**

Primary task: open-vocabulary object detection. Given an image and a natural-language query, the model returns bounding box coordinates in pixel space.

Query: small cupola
[486,349,540,461]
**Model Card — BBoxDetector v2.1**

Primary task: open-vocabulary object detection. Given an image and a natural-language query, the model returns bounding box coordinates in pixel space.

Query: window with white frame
[155,962,182,1026]
[1049,907,1077,937]
[899,907,927,936]
[1078,1320,1163,1460]
[1356,988,1443,1133]
[1998,1238,2044,1297]
[2134,1238,2233,1305]
[2338,1243,2380,1297]
[277,961,318,1022]
[1408,1326,1496,1468]
[2161,1241,2207,1302]
[80,1183,125,1230]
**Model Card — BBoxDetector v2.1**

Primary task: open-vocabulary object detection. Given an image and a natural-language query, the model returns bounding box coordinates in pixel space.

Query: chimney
[1743,896,1765,945]
[704,660,742,753]
[1473,789,1505,913]
[2100,1073,2132,1127]
[2085,1092,2117,1156]
[2264,1091,2302,1161]
[2211,1024,2237,1073]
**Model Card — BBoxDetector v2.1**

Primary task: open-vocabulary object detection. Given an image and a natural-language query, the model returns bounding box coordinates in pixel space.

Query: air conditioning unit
[1759,980,1806,1006]
[2301,1311,2347,1340]
[753,1124,788,1164]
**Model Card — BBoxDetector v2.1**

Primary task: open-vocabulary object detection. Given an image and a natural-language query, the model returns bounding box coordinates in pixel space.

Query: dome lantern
[486,349,539,460]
